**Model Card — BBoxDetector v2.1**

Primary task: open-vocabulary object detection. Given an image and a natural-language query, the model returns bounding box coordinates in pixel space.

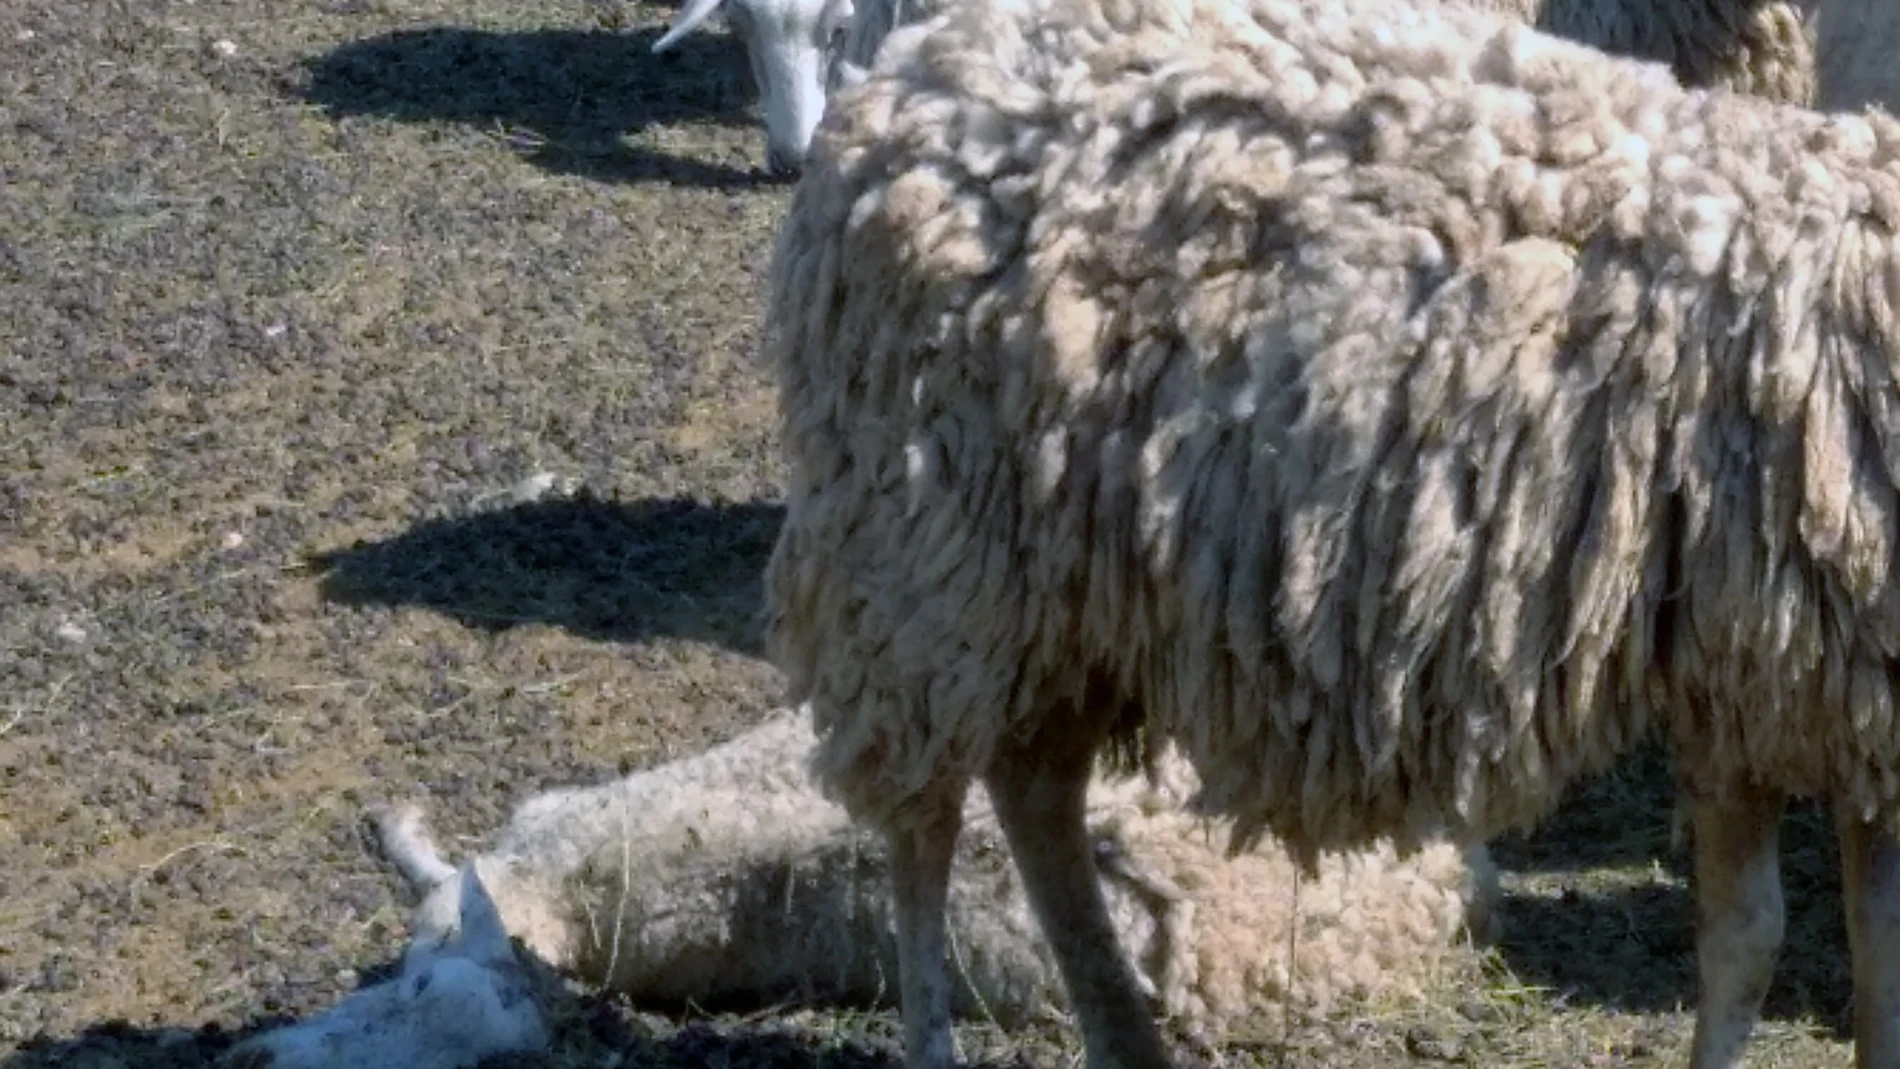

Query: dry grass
[0,0,1863,1066]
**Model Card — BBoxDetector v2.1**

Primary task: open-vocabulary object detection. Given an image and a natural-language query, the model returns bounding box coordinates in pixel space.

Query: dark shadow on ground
[1488,743,1686,878]
[0,1021,255,1069]
[299,26,791,189]
[1490,787,1849,1034]
[304,493,782,656]
[0,1004,909,1069]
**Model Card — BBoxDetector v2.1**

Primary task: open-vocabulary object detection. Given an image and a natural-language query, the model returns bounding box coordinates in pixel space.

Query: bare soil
[0,0,1863,1066]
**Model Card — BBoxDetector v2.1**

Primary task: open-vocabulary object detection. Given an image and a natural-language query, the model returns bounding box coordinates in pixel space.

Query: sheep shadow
[304,492,782,656]
[1488,745,1851,1034]
[1488,743,1685,877]
[0,1021,260,1069]
[0,1009,909,1069]
[298,24,789,189]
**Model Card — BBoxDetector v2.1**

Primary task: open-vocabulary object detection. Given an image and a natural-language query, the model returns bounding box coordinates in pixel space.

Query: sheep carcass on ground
[221,705,1496,1069]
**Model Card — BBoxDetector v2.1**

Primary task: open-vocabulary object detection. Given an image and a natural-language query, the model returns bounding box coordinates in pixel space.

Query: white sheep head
[652,0,857,174]
[219,866,551,1069]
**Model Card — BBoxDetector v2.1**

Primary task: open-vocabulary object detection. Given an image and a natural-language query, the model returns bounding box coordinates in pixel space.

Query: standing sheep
[222,705,1495,1069]
[762,2,1900,1069]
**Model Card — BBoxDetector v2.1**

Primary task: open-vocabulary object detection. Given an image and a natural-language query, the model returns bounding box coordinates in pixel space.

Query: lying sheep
[698,0,1820,174]
[222,705,1496,1069]
[761,1,1900,1068]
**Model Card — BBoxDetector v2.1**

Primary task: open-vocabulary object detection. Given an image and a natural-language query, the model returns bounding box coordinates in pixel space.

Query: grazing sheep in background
[221,705,1496,1069]
[761,0,1900,1068]
[650,0,858,174]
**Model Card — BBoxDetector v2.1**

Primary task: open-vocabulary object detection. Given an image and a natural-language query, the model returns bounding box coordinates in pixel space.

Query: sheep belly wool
[763,0,1900,861]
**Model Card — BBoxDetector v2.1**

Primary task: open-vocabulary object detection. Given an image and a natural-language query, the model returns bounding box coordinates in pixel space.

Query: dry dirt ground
[0,0,1868,1066]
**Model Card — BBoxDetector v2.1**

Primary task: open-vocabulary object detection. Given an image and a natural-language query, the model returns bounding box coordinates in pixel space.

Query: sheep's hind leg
[1835,807,1900,1069]
[984,709,1174,1069]
[1687,779,1786,1069]
[891,784,967,1069]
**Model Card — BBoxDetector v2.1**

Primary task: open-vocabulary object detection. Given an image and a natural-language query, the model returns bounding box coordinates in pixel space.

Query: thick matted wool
[764,0,1900,863]
[841,0,1818,106]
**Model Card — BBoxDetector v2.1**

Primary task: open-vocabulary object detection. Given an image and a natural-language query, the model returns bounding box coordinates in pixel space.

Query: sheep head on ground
[220,865,551,1069]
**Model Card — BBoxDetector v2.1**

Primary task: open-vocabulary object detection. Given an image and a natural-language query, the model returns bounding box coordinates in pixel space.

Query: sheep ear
[452,866,513,964]
[835,60,869,87]
[653,0,728,53]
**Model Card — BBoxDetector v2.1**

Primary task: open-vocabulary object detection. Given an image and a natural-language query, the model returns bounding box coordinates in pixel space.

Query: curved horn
[653,0,729,53]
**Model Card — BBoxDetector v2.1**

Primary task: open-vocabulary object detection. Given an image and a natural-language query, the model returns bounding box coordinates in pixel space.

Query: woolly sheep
[760,0,1900,1067]
[221,705,1496,1069]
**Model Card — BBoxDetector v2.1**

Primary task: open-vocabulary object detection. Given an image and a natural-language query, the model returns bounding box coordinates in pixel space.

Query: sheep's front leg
[985,719,1173,1069]
[891,786,966,1069]
[1835,807,1900,1069]
[1687,780,1786,1069]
